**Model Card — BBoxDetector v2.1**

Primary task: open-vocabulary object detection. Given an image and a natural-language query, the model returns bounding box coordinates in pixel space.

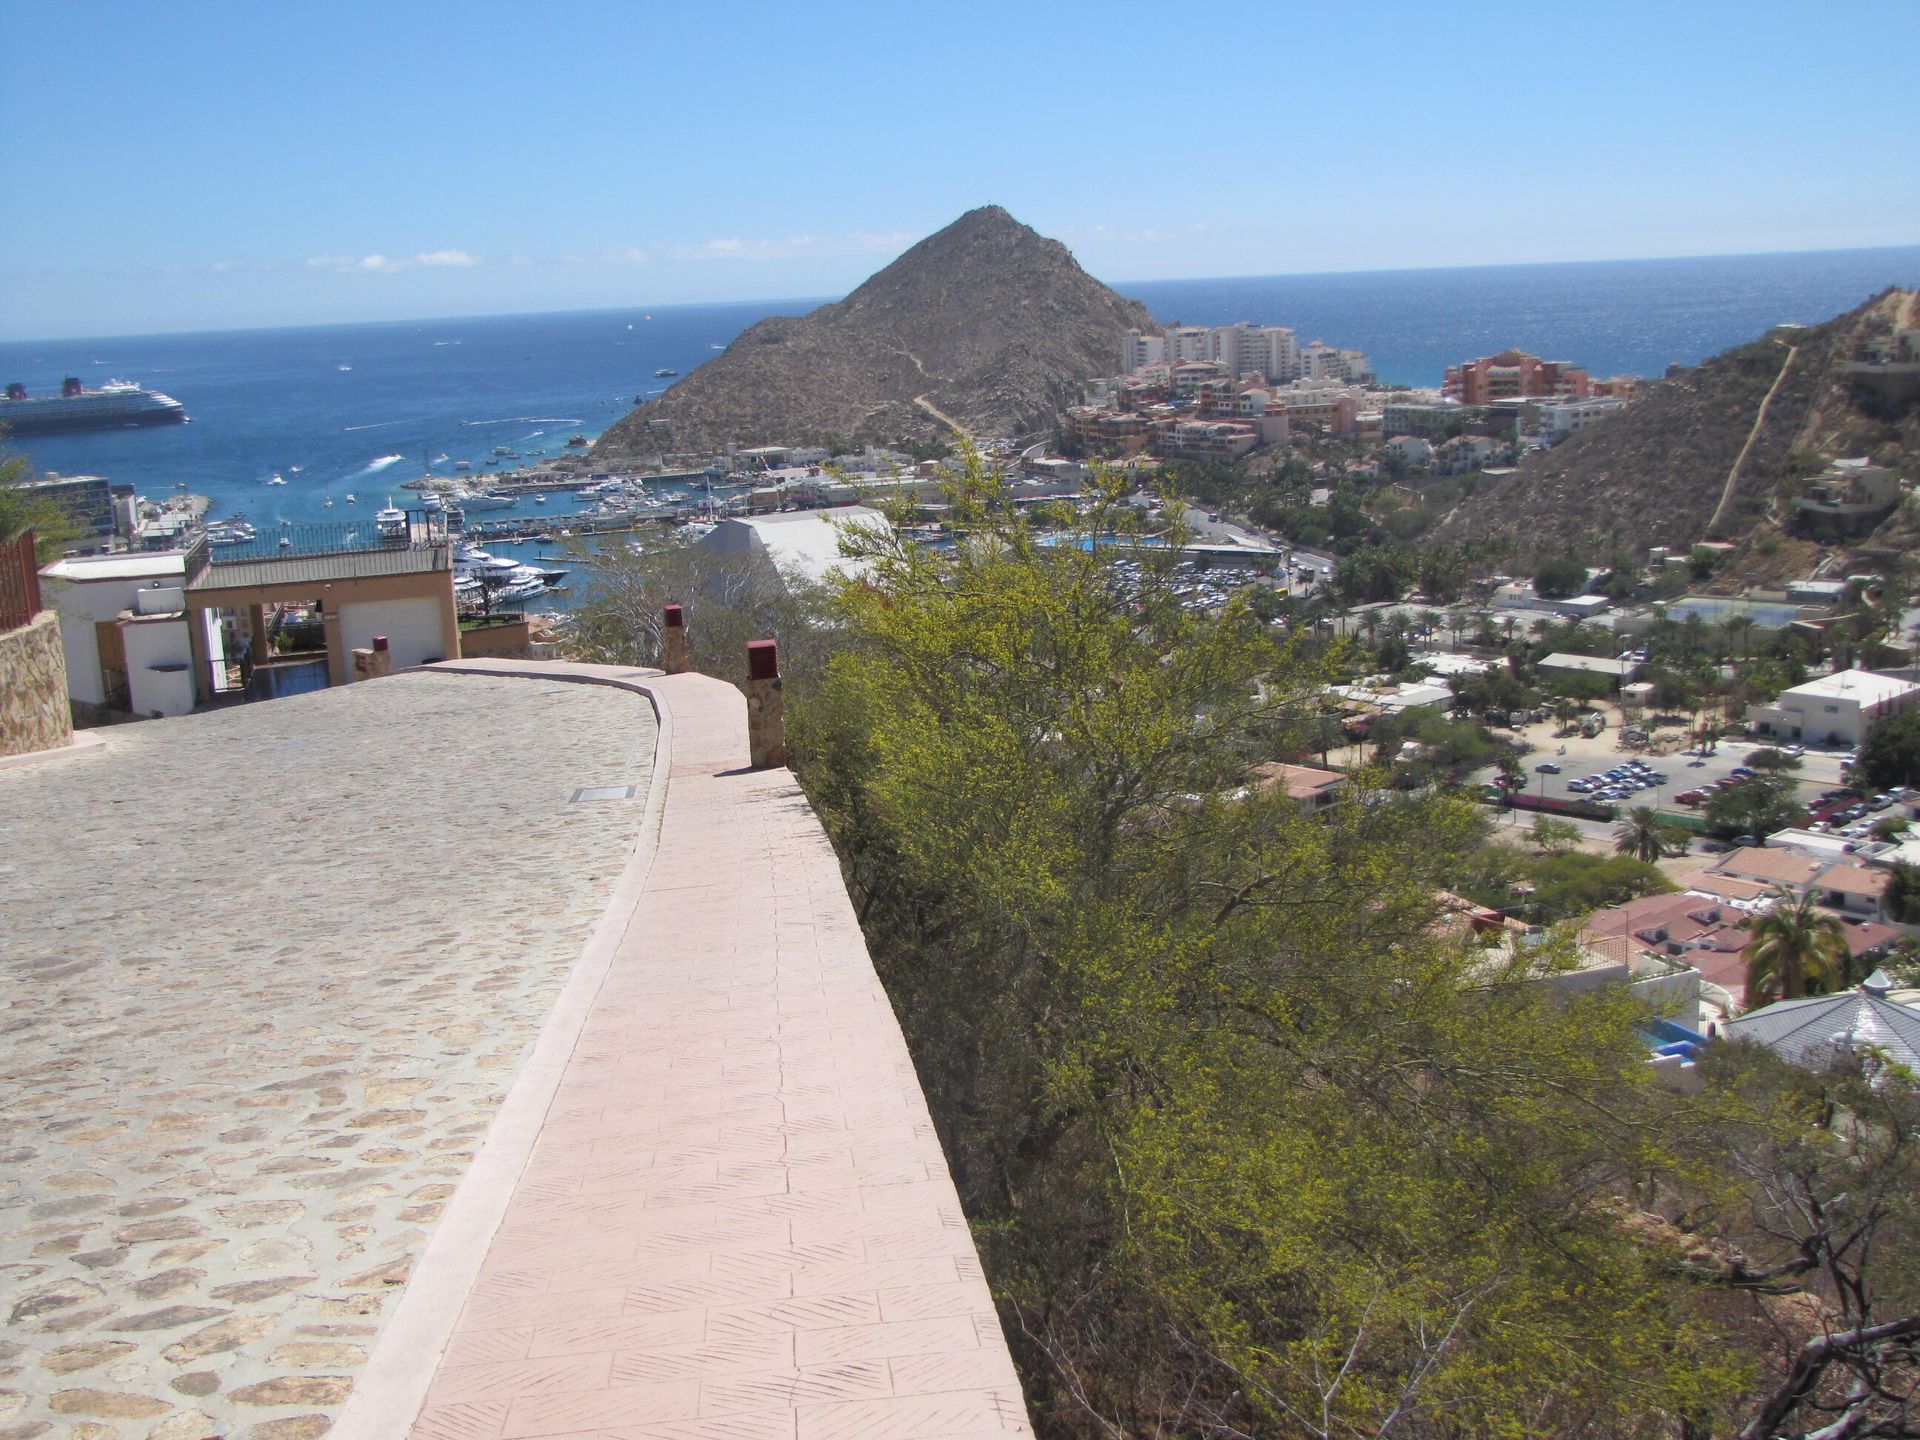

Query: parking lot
[1484,715,1874,828]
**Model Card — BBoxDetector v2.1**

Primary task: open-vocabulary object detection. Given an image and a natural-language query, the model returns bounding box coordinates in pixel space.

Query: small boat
[534,494,547,504]
[289,465,303,473]
[454,459,471,471]
[654,368,678,378]
[323,498,334,508]
[337,364,352,372]
[432,453,450,464]
[278,536,291,547]
[344,492,357,504]
[267,473,287,486]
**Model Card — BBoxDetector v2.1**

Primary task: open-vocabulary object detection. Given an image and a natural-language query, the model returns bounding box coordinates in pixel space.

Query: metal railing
[0,530,42,631]
[205,513,450,563]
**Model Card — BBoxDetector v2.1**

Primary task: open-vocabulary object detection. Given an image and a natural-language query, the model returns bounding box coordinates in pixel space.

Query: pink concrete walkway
[385,663,1030,1440]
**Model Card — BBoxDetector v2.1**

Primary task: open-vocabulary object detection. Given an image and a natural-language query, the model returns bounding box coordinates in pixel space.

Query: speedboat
[654,368,678,378]
[267,473,287,486]
[344,492,357,504]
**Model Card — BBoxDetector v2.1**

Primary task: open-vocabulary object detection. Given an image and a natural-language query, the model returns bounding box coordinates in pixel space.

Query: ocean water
[3,245,1918,543]
[0,301,810,587]
[1123,245,1920,386]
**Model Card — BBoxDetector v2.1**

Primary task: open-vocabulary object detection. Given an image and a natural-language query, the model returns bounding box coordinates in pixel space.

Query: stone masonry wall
[0,610,73,758]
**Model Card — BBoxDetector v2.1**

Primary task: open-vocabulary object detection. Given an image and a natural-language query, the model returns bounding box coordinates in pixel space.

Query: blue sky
[2,0,1915,340]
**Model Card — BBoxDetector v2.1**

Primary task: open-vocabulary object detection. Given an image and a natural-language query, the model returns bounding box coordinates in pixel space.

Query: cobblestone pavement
[0,672,655,1440]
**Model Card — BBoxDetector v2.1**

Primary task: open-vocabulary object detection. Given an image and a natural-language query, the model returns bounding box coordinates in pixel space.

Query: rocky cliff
[1428,288,1919,573]
[592,206,1153,461]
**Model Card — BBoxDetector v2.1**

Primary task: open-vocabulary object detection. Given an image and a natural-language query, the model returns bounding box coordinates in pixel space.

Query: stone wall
[0,610,73,758]
[455,617,533,659]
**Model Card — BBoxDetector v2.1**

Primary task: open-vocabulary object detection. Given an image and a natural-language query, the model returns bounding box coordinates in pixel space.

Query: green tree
[1885,859,1920,924]
[1704,773,1803,839]
[1742,887,1850,1005]
[1858,708,1920,790]
[1613,804,1683,863]
[1531,815,1582,855]
[1532,553,1586,599]
[796,451,1735,1437]
[0,450,81,558]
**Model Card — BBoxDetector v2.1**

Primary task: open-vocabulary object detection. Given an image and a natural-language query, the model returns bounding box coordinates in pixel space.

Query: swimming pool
[1663,596,1814,629]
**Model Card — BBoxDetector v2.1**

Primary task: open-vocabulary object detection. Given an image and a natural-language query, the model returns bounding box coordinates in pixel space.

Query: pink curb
[334,659,1030,1440]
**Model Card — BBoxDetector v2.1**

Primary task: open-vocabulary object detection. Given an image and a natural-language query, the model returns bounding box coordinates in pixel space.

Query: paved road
[0,672,655,1439]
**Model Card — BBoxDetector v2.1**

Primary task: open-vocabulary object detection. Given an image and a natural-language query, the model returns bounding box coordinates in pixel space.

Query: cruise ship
[1,377,187,435]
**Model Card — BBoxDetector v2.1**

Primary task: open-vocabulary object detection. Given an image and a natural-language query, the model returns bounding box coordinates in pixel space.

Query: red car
[1675,789,1707,806]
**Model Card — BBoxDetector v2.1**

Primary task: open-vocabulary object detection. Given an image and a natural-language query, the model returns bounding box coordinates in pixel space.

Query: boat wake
[459,416,584,427]
[343,420,406,432]
[361,454,405,473]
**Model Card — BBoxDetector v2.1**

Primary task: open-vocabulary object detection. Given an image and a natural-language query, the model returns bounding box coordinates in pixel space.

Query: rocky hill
[592,206,1153,461]
[1428,287,1919,572]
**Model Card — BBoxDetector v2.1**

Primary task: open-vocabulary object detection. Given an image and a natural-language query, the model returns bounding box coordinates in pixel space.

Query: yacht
[375,501,409,543]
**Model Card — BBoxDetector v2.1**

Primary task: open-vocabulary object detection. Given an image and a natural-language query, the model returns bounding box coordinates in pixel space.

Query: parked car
[1535,762,1561,774]
[1568,780,1591,792]
[1675,789,1706,806]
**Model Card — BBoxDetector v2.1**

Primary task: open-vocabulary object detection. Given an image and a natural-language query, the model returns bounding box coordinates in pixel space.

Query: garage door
[338,597,447,670]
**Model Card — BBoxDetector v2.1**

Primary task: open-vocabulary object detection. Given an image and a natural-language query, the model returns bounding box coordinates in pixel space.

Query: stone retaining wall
[0,610,73,758]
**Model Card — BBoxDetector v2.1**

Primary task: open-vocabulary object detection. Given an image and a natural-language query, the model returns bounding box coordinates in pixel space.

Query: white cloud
[304,249,482,274]
[667,229,917,262]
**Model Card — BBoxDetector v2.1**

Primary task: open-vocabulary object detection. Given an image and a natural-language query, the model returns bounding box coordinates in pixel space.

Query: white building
[1537,396,1625,444]
[1747,668,1920,747]
[1208,324,1302,384]
[1385,435,1433,466]
[1301,341,1371,383]
[696,505,890,592]
[1120,329,1166,372]
[40,552,203,718]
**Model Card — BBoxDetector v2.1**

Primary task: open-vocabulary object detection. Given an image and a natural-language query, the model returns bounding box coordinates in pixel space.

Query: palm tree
[1613,806,1674,863]
[1742,888,1849,1008]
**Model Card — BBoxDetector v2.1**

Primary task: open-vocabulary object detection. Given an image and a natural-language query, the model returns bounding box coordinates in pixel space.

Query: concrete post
[745,639,786,770]
[661,604,689,674]
[322,603,350,688]
[368,634,395,678]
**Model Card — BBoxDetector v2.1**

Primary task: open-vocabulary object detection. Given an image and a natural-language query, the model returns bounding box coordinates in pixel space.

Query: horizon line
[3,239,1917,348]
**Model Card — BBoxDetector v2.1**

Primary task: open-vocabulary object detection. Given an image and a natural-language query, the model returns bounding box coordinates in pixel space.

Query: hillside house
[1794,458,1902,537]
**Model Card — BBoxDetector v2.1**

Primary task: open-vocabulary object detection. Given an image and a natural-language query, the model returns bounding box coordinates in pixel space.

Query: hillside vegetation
[779,462,1920,1439]
[1430,287,1919,572]
[592,206,1152,460]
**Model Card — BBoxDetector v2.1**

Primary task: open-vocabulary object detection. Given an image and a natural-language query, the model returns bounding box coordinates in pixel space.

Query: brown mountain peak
[593,209,1152,459]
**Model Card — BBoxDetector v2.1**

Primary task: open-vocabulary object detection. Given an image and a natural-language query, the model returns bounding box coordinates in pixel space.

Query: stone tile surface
[398,668,1029,1439]
[0,672,655,1437]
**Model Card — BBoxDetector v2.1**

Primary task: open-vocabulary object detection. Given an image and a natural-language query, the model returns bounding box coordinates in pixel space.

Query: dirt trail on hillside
[1707,341,1798,537]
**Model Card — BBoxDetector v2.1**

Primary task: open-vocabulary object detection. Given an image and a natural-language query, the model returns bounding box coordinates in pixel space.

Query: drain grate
[570,785,639,803]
